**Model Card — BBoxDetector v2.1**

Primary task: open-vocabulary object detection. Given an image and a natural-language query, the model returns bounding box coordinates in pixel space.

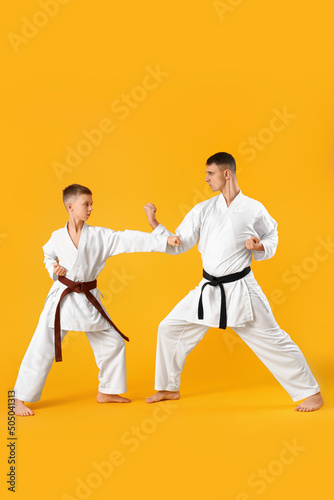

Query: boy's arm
[143,203,200,255]
[43,235,66,280]
[105,228,180,258]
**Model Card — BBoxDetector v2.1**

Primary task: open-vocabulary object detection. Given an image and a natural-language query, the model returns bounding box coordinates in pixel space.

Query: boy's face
[67,194,93,221]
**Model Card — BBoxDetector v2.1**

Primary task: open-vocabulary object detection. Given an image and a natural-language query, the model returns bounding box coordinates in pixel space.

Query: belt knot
[53,275,129,362]
[198,266,251,329]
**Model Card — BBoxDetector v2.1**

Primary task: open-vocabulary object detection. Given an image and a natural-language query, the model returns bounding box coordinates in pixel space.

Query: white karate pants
[14,311,127,403]
[154,292,320,402]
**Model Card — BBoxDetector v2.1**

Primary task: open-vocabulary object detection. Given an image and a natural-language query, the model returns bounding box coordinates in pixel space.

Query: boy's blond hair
[63,184,92,208]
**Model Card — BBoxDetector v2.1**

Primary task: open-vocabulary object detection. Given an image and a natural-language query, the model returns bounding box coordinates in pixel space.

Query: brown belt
[54,276,129,362]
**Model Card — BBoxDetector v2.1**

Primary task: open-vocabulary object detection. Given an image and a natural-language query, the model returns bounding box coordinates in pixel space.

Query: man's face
[205,163,228,192]
[67,194,93,221]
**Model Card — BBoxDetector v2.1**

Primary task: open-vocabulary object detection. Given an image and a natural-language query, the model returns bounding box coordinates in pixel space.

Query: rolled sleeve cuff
[153,234,168,252]
[46,265,59,281]
[152,223,169,235]
[253,240,267,261]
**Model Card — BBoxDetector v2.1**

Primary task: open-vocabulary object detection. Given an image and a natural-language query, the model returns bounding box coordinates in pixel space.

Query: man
[143,152,323,412]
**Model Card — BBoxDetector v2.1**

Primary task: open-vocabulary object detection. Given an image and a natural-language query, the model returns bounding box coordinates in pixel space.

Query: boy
[14,184,180,416]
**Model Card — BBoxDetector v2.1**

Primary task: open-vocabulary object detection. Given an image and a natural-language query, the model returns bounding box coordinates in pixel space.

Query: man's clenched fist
[143,203,157,221]
[245,236,264,251]
[143,202,159,230]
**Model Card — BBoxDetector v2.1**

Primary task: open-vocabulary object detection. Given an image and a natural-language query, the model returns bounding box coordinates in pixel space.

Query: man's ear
[224,169,231,179]
[66,202,72,212]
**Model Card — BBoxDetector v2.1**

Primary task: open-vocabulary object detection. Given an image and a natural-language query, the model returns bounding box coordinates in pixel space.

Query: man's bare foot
[14,399,34,416]
[96,392,131,404]
[294,392,324,412]
[145,390,180,404]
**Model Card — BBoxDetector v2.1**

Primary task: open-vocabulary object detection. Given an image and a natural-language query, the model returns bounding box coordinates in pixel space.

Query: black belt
[198,266,251,329]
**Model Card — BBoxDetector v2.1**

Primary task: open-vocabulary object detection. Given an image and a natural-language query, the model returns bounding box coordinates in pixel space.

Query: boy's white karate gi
[14,223,167,402]
[152,191,320,402]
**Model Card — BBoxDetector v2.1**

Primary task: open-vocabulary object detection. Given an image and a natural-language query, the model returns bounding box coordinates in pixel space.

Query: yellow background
[1,1,333,499]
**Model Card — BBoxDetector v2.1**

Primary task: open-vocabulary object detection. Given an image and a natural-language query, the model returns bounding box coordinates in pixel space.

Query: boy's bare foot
[145,390,180,404]
[14,399,34,416]
[96,392,131,404]
[294,392,324,412]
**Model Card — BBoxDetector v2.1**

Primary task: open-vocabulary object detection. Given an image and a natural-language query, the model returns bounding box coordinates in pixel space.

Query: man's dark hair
[206,152,236,176]
[63,184,92,206]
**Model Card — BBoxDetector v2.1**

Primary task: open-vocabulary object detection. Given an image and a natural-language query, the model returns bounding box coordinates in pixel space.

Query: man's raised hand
[245,236,264,251]
[167,236,181,247]
[53,259,67,276]
[143,202,159,229]
[143,202,157,219]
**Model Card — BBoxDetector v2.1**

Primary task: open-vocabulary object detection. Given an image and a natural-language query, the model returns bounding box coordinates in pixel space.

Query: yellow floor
[3,371,332,500]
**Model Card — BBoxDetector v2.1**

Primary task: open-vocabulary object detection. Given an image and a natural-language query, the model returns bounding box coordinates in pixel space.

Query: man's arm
[143,203,160,230]
[245,236,264,252]
[143,202,201,255]
[247,212,278,261]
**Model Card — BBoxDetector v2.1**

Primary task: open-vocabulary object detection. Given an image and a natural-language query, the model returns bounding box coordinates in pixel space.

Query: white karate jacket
[152,191,278,327]
[42,223,167,331]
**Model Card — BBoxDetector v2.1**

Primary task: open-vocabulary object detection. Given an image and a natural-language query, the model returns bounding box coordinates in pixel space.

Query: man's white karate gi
[145,153,323,411]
